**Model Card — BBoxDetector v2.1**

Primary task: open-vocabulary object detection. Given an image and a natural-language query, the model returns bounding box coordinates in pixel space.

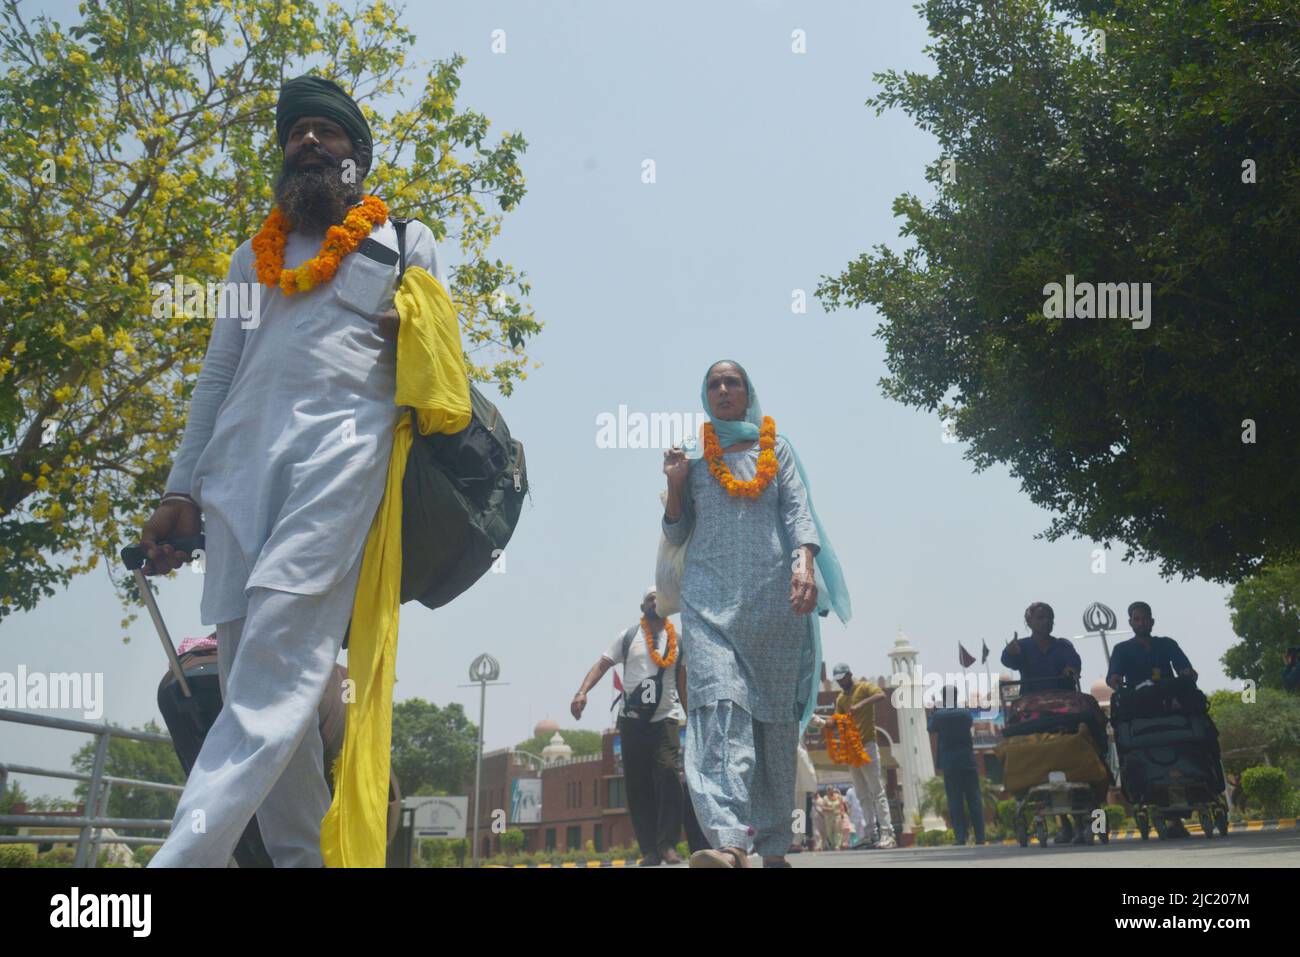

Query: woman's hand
[663,446,689,488]
[663,446,690,521]
[790,545,817,614]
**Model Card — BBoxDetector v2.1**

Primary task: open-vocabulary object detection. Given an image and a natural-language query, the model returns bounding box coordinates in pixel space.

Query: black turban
[275,75,372,161]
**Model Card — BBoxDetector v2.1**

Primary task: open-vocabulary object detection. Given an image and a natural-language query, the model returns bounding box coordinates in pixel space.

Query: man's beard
[273,147,364,234]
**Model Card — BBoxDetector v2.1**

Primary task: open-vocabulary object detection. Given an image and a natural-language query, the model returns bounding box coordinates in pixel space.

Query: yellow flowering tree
[0,0,539,626]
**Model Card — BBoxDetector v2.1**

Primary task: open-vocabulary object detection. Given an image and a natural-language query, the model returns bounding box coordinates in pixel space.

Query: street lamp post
[465,653,503,869]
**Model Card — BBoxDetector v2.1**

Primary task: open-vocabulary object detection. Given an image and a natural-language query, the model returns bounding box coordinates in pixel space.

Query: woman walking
[824,787,847,850]
[662,360,850,868]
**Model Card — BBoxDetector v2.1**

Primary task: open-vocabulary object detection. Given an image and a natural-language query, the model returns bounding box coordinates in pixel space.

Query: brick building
[467,721,643,859]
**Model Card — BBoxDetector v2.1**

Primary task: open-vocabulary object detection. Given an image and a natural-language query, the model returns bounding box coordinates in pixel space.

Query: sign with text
[407,796,468,839]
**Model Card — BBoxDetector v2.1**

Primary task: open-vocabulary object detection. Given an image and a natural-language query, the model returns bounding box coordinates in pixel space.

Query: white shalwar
[149,218,443,868]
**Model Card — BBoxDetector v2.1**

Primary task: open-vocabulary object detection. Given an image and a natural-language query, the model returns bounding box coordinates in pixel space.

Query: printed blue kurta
[663,436,821,723]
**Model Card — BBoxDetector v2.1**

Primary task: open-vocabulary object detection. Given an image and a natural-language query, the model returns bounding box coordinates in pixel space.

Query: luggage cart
[1000,676,1111,848]
[1111,677,1230,841]
[1131,792,1228,841]
[1012,778,1111,848]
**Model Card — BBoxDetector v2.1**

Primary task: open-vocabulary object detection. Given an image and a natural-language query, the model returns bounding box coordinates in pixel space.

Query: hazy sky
[2,1,1239,799]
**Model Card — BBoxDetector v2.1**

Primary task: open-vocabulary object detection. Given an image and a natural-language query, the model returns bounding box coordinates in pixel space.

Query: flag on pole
[958,643,976,669]
[610,669,624,713]
[981,640,990,664]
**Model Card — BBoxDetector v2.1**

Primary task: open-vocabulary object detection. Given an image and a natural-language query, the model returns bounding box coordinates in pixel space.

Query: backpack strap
[391,216,411,280]
[392,216,414,430]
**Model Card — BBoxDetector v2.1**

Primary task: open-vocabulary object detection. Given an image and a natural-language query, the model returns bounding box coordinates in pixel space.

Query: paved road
[774,826,1300,867]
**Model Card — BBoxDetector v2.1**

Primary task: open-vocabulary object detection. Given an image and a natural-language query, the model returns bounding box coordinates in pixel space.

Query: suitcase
[126,537,402,866]
[157,645,274,868]
[1004,689,1107,748]
[1114,713,1216,753]
[1115,712,1224,804]
[1110,675,1207,722]
[999,724,1110,794]
[1119,742,1225,805]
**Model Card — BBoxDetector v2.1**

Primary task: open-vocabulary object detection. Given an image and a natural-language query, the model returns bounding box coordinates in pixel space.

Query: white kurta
[165,219,444,625]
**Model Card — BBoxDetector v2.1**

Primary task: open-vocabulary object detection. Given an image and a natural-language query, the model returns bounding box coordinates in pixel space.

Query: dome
[541,731,572,763]
[1090,679,1112,704]
[534,717,560,738]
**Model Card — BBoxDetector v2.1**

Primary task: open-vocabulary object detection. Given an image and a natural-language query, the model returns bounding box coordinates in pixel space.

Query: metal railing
[0,708,183,867]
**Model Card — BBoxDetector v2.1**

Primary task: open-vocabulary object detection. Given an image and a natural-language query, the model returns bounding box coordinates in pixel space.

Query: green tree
[1208,688,1300,776]
[390,697,477,797]
[1222,563,1300,688]
[0,0,539,628]
[0,779,28,835]
[919,775,949,821]
[23,793,80,811]
[69,720,185,835]
[513,728,603,760]
[818,0,1300,583]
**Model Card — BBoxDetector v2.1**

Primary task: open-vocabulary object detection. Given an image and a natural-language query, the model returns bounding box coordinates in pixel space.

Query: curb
[484,858,643,868]
[480,819,1300,863]
[997,817,1297,846]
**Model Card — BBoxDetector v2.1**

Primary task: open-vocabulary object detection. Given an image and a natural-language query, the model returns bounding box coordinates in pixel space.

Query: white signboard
[406,796,468,839]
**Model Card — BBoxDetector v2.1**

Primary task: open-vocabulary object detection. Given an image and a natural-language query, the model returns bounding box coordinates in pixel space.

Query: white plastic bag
[655,490,691,616]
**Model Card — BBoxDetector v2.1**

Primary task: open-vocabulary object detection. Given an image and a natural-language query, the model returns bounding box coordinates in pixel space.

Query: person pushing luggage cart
[1107,602,1227,841]
[999,602,1097,845]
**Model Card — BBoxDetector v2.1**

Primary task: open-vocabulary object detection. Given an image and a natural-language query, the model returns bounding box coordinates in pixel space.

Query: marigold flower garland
[251,194,389,295]
[702,415,778,499]
[823,712,872,766]
[641,616,678,667]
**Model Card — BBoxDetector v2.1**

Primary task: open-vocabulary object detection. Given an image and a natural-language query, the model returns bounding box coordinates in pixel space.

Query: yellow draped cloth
[319,266,472,867]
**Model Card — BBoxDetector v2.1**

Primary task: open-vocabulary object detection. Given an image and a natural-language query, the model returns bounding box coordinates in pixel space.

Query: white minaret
[887,631,945,833]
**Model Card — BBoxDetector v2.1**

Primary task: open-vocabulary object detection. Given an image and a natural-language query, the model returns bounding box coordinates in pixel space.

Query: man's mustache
[285,147,341,173]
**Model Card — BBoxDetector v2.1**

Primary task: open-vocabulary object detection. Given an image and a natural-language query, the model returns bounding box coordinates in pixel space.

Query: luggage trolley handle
[1016,675,1083,694]
[120,535,205,572]
[120,535,206,699]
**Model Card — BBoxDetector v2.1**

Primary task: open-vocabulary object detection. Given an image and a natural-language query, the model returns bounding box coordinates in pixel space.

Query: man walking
[140,75,445,867]
[572,588,685,866]
[927,685,985,845]
[831,664,896,848]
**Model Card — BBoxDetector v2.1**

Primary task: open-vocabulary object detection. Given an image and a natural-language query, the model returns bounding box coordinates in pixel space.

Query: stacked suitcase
[1001,686,1111,796]
[1110,676,1225,807]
